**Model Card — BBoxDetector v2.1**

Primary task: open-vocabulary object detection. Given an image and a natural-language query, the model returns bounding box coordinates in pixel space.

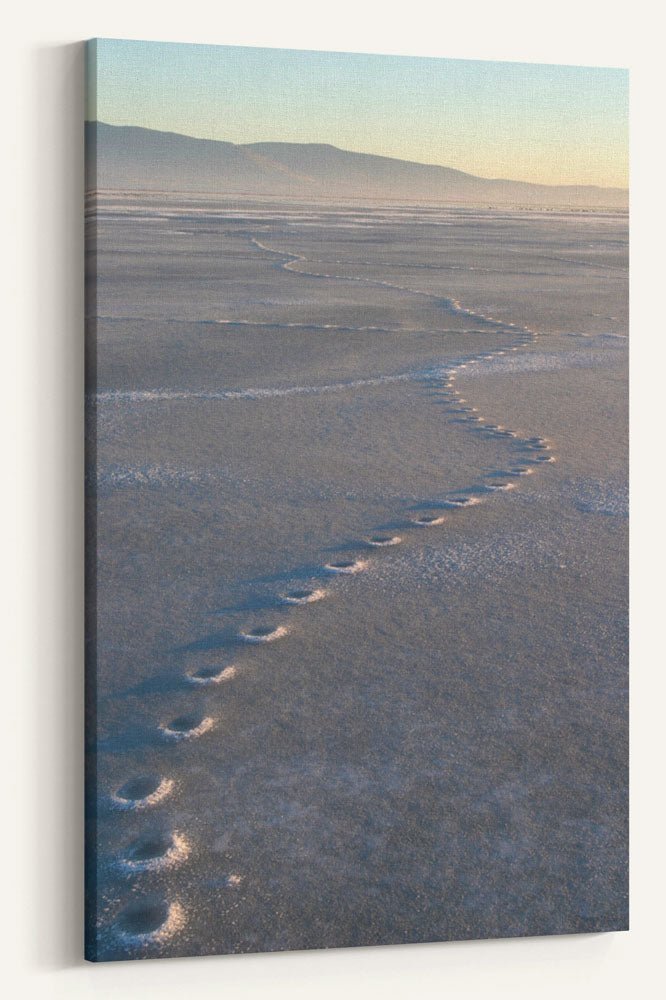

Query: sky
[87,38,629,188]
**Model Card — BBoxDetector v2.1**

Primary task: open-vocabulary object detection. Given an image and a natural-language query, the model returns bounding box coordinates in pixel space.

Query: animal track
[119,831,190,873]
[115,897,186,946]
[100,224,557,956]
[159,714,216,740]
[186,664,237,684]
[280,587,327,604]
[324,558,368,574]
[238,624,289,643]
[110,776,174,810]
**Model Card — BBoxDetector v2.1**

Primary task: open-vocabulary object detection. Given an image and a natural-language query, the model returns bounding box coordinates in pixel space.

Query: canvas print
[84,38,628,961]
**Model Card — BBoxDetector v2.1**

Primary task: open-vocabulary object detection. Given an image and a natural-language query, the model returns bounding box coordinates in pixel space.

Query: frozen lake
[86,196,628,959]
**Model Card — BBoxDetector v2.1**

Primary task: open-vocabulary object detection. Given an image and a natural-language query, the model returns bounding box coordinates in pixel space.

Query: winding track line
[102,227,556,955]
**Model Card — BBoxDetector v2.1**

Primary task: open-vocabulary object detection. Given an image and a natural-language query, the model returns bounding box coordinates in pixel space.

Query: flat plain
[86,196,628,959]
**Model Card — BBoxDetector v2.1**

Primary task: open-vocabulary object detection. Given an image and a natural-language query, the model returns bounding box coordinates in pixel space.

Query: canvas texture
[84,38,629,962]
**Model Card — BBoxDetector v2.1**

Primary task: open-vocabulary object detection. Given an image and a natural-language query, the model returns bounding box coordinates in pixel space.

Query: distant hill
[85,121,628,210]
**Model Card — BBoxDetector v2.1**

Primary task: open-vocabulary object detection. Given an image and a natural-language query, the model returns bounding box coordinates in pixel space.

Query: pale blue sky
[87,38,629,187]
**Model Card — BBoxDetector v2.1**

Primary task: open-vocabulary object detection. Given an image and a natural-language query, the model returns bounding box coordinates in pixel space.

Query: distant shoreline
[84,188,628,216]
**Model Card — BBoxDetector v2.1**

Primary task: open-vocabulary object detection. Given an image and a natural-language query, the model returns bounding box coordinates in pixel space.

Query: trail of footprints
[103,234,556,953]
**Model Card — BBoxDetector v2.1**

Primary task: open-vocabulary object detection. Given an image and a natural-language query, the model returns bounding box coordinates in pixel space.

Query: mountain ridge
[85,121,628,209]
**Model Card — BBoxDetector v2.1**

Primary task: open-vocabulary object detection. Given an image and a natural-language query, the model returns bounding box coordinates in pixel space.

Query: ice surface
[88,197,628,959]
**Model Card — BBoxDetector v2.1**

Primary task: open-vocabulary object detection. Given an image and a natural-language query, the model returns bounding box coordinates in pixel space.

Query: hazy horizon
[86,39,629,188]
[86,119,629,192]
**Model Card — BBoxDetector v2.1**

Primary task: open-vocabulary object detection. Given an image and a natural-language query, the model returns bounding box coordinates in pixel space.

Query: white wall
[3,2,663,996]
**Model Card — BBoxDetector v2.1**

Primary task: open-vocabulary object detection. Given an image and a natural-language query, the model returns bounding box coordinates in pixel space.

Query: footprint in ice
[187,664,237,685]
[280,587,326,604]
[239,624,289,642]
[484,482,516,492]
[116,897,185,945]
[366,534,402,547]
[412,514,446,526]
[119,831,190,873]
[442,497,482,508]
[111,775,174,810]
[510,466,534,476]
[324,558,367,574]
[159,713,215,740]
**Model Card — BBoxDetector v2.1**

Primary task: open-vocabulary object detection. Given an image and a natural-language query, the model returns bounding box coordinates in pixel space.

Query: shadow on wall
[26,41,86,970]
